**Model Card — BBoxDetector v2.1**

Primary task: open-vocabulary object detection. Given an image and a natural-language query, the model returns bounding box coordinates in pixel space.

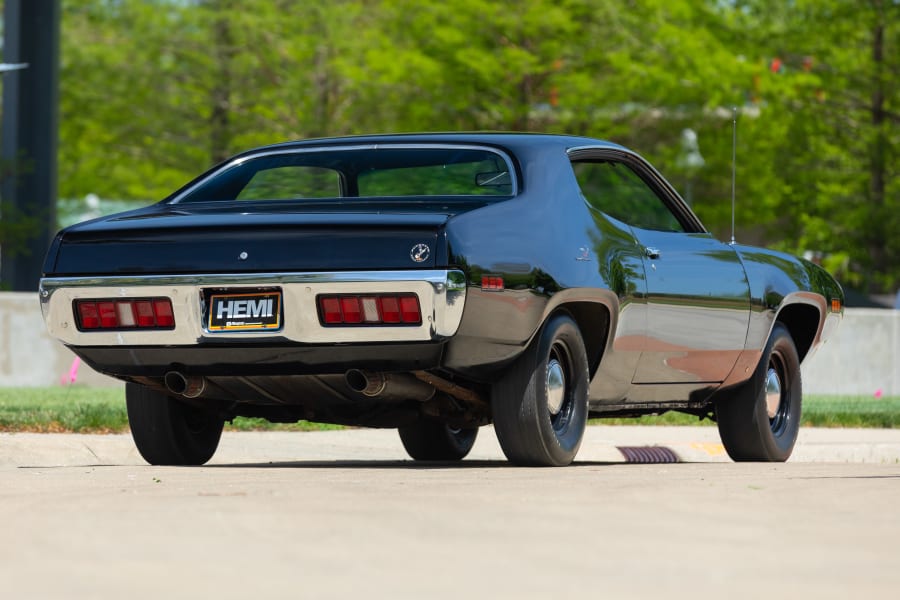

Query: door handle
[644,247,661,259]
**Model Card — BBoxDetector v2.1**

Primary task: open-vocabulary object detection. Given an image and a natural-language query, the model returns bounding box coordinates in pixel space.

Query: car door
[631,226,751,383]
[569,150,750,388]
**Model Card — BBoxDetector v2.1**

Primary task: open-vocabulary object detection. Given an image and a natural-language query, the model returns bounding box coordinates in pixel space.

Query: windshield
[172,145,515,203]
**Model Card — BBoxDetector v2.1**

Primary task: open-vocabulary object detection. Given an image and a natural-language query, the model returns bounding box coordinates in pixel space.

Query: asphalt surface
[2,426,900,599]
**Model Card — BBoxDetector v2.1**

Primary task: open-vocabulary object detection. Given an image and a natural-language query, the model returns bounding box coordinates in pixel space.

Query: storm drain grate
[616,446,680,464]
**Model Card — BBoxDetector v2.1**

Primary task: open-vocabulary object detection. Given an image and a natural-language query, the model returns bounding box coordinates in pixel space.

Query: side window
[236,166,341,200]
[571,160,684,232]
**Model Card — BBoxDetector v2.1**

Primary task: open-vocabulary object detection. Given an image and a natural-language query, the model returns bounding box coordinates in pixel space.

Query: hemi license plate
[207,290,282,332]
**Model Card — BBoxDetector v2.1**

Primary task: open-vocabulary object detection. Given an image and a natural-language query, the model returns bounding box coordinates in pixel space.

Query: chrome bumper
[40,270,466,346]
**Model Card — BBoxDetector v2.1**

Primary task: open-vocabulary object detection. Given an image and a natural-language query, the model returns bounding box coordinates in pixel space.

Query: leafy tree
[55,0,899,293]
[725,0,899,292]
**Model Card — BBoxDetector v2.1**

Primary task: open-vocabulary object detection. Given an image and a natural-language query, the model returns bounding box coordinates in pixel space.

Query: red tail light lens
[77,302,100,329]
[154,300,175,327]
[74,298,175,331]
[98,302,117,328]
[379,297,401,323]
[340,297,363,323]
[320,297,342,324]
[399,296,421,323]
[318,294,421,326]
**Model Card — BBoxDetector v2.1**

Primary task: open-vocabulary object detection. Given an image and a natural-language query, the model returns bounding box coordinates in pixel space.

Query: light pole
[0,0,60,292]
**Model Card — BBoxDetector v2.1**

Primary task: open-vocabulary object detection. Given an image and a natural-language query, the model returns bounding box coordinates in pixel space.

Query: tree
[56,0,899,293]
[726,0,899,292]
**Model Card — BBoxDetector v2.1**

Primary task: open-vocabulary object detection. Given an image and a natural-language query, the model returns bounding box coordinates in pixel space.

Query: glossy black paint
[42,133,844,425]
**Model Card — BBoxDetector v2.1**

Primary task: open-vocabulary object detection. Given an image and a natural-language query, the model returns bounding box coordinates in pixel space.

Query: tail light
[318,294,421,326]
[75,298,175,331]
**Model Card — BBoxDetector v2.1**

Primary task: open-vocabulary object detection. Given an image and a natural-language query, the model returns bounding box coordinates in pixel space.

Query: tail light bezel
[317,293,422,327]
[74,298,176,331]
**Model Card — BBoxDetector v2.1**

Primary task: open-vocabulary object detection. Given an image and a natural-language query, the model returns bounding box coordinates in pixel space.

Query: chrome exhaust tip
[345,369,386,397]
[164,371,206,399]
[344,370,435,402]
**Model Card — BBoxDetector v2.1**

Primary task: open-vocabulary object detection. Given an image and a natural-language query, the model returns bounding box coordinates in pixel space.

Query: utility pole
[1,0,60,291]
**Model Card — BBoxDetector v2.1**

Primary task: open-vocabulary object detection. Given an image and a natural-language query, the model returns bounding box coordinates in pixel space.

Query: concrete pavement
[2,426,900,600]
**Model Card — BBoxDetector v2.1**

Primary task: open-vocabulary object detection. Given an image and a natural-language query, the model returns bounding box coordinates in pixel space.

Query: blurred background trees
[54,0,898,294]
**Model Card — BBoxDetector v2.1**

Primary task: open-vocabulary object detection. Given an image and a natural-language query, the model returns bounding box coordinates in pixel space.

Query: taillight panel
[74,298,175,331]
[317,294,422,326]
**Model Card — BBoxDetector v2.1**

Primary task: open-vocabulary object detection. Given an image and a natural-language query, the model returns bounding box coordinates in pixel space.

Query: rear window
[173,146,515,203]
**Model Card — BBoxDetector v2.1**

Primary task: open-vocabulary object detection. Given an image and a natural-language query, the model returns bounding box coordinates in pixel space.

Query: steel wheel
[547,342,577,437]
[765,354,791,436]
[492,314,589,467]
[716,323,802,462]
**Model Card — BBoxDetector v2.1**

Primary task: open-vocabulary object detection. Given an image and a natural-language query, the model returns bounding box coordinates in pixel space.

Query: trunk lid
[46,202,455,276]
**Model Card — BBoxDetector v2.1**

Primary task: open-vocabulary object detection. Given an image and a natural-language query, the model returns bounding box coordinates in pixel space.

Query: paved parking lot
[2,426,899,599]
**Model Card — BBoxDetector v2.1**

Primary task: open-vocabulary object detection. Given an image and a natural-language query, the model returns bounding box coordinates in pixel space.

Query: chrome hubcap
[546,359,566,415]
[765,367,782,420]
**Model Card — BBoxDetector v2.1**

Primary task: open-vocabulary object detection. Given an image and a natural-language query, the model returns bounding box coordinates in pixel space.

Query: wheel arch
[542,291,616,380]
[774,296,825,363]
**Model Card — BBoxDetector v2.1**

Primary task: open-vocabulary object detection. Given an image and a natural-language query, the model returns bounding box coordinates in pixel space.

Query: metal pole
[0,0,60,291]
[730,106,737,246]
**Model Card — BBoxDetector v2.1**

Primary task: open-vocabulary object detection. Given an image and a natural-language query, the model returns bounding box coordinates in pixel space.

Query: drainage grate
[616,446,680,464]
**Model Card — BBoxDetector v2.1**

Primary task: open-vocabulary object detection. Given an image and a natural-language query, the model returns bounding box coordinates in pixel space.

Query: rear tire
[398,421,478,461]
[716,323,802,462]
[491,314,589,467]
[126,383,224,466]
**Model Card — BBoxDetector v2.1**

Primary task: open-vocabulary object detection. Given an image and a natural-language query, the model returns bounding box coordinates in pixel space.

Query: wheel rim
[546,359,566,415]
[766,352,790,435]
[547,341,574,433]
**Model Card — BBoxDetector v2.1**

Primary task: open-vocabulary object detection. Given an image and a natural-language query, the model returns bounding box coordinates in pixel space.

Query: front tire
[398,421,478,461]
[716,323,802,462]
[126,383,224,466]
[491,314,589,467]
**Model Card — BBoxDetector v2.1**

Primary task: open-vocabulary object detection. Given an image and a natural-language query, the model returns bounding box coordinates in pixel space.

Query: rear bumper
[40,269,466,346]
[72,342,445,378]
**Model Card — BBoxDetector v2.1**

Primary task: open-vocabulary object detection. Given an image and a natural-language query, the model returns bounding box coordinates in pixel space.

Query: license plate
[207,290,282,332]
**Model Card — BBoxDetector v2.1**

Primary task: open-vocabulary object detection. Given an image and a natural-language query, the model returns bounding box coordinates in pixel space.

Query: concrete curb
[3,426,900,467]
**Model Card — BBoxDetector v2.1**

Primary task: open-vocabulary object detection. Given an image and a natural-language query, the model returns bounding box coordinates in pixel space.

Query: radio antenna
[730,106,737,245]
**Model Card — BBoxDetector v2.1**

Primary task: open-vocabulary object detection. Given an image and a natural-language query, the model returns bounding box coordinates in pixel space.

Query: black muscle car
[40,133,843,466]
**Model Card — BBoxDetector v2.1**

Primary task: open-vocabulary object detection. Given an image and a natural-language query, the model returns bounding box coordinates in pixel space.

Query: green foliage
[57,0,900,292]
[0,386,341,433]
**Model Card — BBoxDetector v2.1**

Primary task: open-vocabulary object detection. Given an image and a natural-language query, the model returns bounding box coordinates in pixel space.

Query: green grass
[594,394,900,428]
[802,395,900,428]
[0,386,897,432]
[0,386,338,433]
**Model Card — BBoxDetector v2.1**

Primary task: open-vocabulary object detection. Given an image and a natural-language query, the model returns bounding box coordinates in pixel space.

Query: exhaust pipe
[344,370,435,402]
[164,371,206,399]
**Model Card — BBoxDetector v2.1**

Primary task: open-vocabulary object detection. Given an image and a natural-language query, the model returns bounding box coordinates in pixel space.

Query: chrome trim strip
[40,270,467,346]
[169,143,518,204]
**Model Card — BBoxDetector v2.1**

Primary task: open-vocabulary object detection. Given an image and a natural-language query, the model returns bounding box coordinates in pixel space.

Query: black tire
[491,314,589,467]
[398,421,478,461]
[126,382,224,466]
[716,323,802,462]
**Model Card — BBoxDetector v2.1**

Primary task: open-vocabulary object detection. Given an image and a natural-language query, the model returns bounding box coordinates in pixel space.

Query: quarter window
[572,160,684,232]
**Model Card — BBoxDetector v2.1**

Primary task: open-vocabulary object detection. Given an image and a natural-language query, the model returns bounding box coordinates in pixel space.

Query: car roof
[238,132,627,156]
